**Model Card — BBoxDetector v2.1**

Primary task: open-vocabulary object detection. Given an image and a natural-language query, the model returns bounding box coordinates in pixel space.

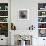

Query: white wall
[11,0,38,30]
[11,0,46,30]
[11,0,46,46]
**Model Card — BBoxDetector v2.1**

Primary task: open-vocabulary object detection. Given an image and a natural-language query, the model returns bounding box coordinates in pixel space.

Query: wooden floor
[0,45,8,46]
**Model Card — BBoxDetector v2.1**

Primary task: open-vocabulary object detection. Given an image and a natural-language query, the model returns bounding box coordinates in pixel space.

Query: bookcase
[38,3,46,37]
[0,3,8,37]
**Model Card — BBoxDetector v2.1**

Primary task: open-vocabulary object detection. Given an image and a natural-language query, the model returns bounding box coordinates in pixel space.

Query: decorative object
[5,6,8,10]
[42,12,45,15]
[38,3,46,10]
[21,40,25,46]
[38,11,46,16]
[38,17,46,22]
[0,11,8,16]
[0,17,8,22]
[15,35,32,46]
[18,9,29,20]
[11,23,16,30]
[0,6,1,10]
[39,29,46,37]
[38,23,46,28]
[29,25,35,30]
[0,23,8,37]
[0,3,8,10]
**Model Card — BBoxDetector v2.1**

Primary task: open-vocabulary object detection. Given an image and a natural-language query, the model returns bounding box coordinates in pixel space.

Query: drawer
[0,37,8,45]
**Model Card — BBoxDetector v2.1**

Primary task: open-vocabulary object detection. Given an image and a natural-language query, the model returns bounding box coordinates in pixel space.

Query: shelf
[38,10,46,11]
[0,10,8,11]
[0,22,8,23]
[38,15,46,17]
[0,16,8,17]
[38,22,46,23]
[38,28,46,29]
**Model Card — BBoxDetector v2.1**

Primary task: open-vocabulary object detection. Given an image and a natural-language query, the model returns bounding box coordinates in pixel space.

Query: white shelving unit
[0,3,8,35]
[0,2,9,45]
[38,3,46,37]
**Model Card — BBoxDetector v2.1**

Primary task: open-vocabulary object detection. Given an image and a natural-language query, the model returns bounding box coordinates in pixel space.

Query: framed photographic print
[18,9,29,20]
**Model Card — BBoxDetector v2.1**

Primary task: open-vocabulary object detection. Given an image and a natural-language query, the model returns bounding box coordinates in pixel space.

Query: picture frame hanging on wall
[18,9,29,20]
